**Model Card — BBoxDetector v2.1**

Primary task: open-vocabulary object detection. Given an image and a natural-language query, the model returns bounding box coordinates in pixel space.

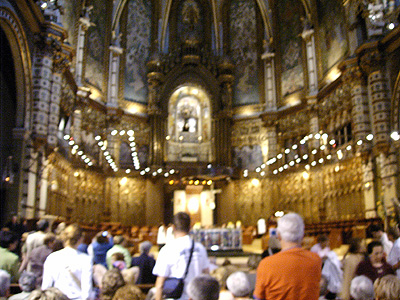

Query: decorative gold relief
[278,110,311,140]
[232,119,268,148]
[231,156,364,225]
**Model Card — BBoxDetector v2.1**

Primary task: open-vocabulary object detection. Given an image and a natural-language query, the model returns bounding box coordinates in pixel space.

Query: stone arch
[0,4,33,129]
[0,2,33,220]
[391,71,400,132]
[159,64,221,117]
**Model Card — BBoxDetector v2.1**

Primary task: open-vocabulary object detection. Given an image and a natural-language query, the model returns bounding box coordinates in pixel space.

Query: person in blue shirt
[89,231,113,268]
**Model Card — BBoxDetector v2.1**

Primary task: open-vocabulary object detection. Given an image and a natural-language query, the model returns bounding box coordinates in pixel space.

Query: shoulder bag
[162,239,195,299]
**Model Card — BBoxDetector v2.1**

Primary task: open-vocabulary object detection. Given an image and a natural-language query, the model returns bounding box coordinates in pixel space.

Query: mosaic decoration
[277,0,304,97]
[317,0,348,74]
[124,0,152,104]
[85,0,108,92]
[230,0,260,106]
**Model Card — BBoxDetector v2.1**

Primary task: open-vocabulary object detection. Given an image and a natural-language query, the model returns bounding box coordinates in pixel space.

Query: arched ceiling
[109,0,307,53]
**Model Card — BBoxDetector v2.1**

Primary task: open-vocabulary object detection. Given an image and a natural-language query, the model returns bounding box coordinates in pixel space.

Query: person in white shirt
[166,224,175,244]
[25,219,49,257]
[157,224,167,250]
[321,251,343,299]
[387,222,400,278]
[42,224,93,300]
[311,234,331,260]
[0,270,11,300]
[369,224,393,257]
[153,212,210,300]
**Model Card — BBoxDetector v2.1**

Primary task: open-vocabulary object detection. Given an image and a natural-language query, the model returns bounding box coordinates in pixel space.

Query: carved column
[301,29,318,95]
[368,69,391,151]
[73,88,91,145]
[147,58,164,166]
[309,109,320,154]
[71,109,82,145]
[47,71,62,147]
[75,7,94,86]
[213,113,232,166]
[38,157,49,217]
[377,147,398,223]
[266,125,278,159]
[341,58,375,218]
[36,24,72,215]
[260,47,278,169]
[215,58,234,167]
[360,47,398,221]
[29,32,57,218]
[24,149,40,219]
[32,51,53,144]
[261,51,277,110]
[341,60,372,153]
[107,130,118,159]
[107,44,123,110]
[261,113,278,168]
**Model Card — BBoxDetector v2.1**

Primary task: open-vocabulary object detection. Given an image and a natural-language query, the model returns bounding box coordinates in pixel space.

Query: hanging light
[2,156,14,184]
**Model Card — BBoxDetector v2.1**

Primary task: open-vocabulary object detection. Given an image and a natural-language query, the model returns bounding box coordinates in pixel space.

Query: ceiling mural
[123,0,152,104]
[276,0,305,98]
[316,0,349,75]
[230,0,261,106]
[85,0,110,93]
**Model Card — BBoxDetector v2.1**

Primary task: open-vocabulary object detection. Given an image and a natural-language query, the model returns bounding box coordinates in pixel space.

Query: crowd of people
[1,213,400,300]
[312,224,400,300]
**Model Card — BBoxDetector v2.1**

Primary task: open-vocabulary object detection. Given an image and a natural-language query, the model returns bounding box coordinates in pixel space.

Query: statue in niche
[182,0,200,30]
[300,16,313,31]
[178,104,197,133]
[180,0,201,42]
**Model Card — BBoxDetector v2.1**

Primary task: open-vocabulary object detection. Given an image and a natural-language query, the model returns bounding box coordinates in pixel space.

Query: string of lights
[109,129,140,173]
[63,135,94,167]
[245,130,400,177]
[94,135,118,172]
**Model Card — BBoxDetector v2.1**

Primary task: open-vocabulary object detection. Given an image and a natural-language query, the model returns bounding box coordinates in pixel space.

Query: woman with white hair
[0,270,11,300]
[9,271,36,300]
[226,271,252,299]
[187,275,219,300]
[350,275,374,300]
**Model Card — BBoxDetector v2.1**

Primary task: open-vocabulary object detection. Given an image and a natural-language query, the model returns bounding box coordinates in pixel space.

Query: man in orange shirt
[254,213,322,300]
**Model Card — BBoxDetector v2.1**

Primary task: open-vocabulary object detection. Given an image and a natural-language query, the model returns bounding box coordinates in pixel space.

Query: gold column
[359,44,398,224]
[147,58,165,166]
[340,58,376,219]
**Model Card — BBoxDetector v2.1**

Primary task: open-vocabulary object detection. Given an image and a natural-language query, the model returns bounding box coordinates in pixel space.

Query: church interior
[1,0,400,251]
